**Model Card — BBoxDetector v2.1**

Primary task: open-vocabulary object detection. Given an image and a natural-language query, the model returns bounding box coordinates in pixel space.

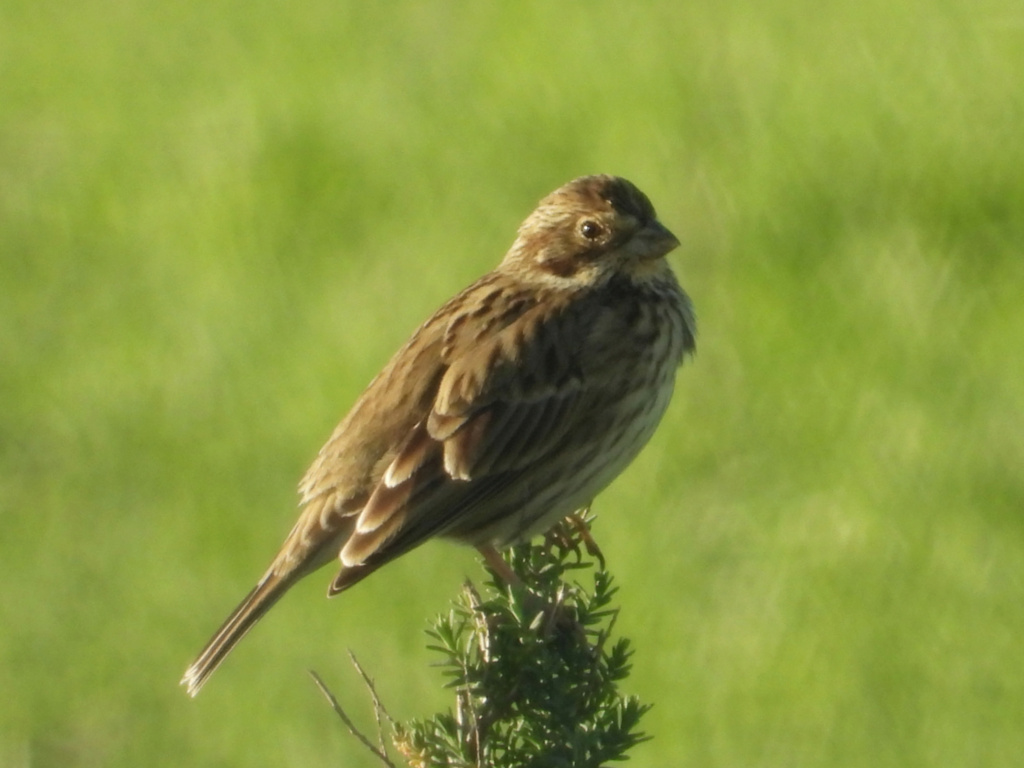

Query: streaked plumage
[182,175,696,696]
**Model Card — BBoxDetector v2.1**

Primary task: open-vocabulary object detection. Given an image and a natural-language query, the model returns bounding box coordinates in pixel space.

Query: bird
[181,174,696,696]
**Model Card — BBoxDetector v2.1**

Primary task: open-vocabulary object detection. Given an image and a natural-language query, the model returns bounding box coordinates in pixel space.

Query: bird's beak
[634,219,681,261]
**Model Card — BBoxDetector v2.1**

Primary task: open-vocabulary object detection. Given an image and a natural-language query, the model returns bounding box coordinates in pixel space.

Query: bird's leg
[543,507,606,570]
[476,544,522,588]
[565,508,605,570]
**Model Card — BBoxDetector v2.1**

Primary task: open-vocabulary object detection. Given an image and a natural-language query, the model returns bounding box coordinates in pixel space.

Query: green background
[2,1,1022,766]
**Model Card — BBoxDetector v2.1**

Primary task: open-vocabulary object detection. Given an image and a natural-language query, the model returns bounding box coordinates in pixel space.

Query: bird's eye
[579,220,604,240]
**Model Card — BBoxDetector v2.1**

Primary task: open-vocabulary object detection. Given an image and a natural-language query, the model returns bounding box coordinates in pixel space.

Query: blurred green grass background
[2,1,1022,766]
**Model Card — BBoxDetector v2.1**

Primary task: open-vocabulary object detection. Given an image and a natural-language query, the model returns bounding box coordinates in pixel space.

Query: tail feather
[180,572,295,697]
[329,561,382,595]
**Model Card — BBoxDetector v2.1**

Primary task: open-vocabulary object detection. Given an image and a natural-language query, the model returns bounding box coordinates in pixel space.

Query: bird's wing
[427,297,591,480]
[328,282,606,585]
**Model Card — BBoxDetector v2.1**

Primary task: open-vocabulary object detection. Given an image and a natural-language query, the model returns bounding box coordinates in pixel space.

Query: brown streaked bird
[181,175,696,696]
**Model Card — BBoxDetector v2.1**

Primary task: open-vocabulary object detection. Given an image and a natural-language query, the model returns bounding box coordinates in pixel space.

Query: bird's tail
[180,571,295,697]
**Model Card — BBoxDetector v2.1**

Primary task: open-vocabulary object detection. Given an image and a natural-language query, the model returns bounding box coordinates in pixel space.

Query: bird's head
[503,175,680,285]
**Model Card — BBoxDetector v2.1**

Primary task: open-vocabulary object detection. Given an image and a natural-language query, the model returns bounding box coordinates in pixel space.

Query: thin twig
[309,669,396,768]
[348,650,398,757]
